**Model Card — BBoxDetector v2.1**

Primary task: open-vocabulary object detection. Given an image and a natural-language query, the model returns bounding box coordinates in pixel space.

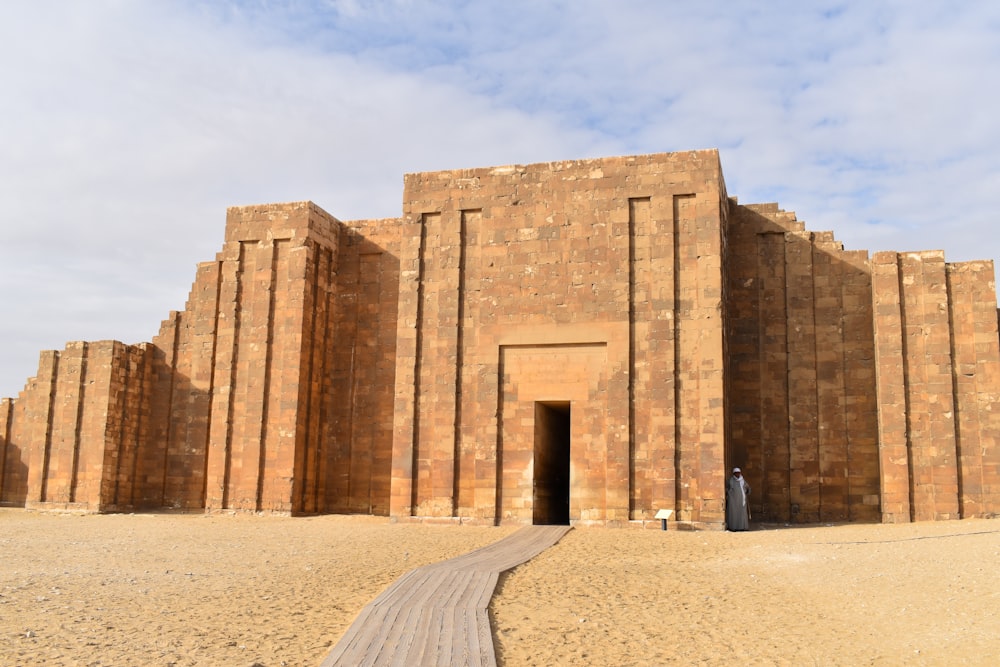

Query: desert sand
[1,509,998,666]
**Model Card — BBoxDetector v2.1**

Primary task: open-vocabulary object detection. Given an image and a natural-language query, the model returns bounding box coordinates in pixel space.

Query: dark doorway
[533,401,570,525]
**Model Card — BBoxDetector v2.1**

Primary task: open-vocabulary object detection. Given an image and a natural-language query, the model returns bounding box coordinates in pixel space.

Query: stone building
[2,150,999,528]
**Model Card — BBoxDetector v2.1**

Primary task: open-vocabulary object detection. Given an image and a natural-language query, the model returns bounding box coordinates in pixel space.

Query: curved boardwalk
[320,525,571,667]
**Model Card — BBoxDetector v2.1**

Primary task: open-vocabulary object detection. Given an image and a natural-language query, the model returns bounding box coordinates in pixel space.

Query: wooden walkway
[320,525,572,667]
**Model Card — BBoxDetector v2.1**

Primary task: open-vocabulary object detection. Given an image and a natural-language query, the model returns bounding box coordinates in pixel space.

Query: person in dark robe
[726,467,751,531]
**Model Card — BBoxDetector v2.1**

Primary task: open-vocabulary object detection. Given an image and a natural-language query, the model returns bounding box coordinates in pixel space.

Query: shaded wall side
[161,262,221,509]
[0,398,21,505]
[757,231,791,521]
[299,240,336,514]
[725,205,803,522]
[840,250,881,520]
[324,219,399,516]
[783,231,822,522]
[138,313,179,507]
[726,204,880,523]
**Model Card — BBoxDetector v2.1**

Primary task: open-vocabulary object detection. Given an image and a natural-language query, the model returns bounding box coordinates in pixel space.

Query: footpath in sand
[2,509,999,666]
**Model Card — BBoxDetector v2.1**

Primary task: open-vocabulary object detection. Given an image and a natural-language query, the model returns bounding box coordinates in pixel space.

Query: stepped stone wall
[1,150,999,526]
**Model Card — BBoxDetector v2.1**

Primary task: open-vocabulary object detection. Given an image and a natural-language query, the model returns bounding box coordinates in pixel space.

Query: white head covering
[732,467,741,473]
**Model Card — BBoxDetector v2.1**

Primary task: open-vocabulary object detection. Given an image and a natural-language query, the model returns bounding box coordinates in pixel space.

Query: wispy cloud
[1,1,999,395]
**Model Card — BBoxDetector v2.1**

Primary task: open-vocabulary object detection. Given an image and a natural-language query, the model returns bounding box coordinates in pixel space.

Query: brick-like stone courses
[0,397,19,505]
[906,252,961,520]
[0,341,146,511]
[840,249,881,518]
[2,150,999,526]
[393,151,728,525]
[199,202,340,513]
[324,220,400,516]
[101,343,152,510]
[873,252,1000,521]
[725,204,881,523]
[500,345,609,523]
[871,253,911,521]
[947,261,1000,517]
[159,260,221,509]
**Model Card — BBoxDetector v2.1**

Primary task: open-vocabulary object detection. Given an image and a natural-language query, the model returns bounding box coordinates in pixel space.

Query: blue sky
[1,1,999,396]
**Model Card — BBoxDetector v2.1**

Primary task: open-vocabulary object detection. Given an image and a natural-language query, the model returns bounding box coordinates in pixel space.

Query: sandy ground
[2,510,999,666]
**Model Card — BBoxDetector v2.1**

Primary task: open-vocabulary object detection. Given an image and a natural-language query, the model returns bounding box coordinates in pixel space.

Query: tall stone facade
[1,150,998,527]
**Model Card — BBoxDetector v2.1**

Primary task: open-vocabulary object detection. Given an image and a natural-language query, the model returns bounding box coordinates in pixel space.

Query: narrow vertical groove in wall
[672,196,683,512]
[113,345,130,506]
[452,210,471,514]
[495,347,506,526]
[627,199,638,514]
[69,343,88,503]
[755,231,790,522]
[756,235,768,518]
[223,244,249,509]
[315,247,334,512]
[40,353,60,502]
[945,270,965,516]
[161,313,181,506]
[410,215,429,514]
[345,255,360,511]
[809,244,822,519]
[367,252,384,513]
[300,243,320,513]
[896,255,915,521]
[256,241,282,511]
[341,282,363,507]
[0,401,12,499]
[200,265,223,508]
[128,350,147,506]
[840,278,853,520]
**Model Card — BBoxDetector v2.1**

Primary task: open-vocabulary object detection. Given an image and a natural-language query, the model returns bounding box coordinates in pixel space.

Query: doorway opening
[533,401,570,525]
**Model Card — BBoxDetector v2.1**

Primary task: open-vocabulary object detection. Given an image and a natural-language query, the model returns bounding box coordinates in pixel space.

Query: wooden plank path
[320,525,571,667]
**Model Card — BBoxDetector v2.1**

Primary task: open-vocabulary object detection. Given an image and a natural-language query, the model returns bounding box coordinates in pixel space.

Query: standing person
[726,467,751,531]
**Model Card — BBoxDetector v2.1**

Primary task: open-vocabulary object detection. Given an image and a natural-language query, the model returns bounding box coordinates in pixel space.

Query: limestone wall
[391,151,730,525]
[2,150,999,526]
[322,219,400,516]
[0,341,146,511]
[0,201,401,515]
[872,252,1000,521]
[146,201,348,513]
